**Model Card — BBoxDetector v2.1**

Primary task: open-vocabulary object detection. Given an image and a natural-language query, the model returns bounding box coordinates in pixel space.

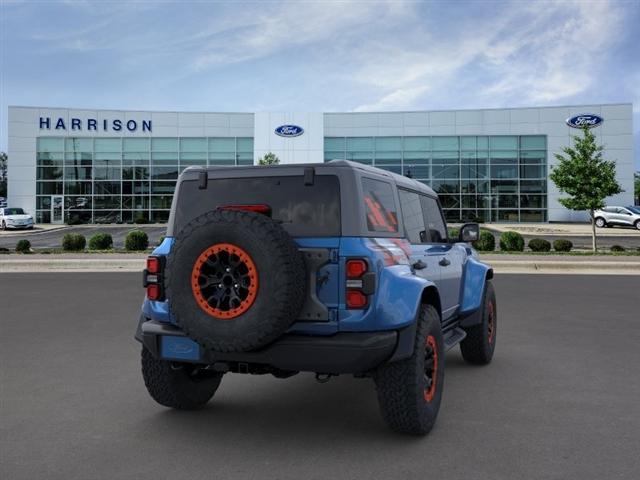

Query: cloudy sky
[1,0,639,166]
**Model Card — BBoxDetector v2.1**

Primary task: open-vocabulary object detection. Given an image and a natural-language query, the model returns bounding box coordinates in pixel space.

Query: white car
[0,207,35,230]
[594,206,640,230]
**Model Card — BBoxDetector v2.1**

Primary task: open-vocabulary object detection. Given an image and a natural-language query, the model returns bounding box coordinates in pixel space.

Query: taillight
[346,259,367,278]
[146,284,161,301]
[144,256,164,300]
[345,258,375,309]
[346,290,367,309]
[147,257,161,274]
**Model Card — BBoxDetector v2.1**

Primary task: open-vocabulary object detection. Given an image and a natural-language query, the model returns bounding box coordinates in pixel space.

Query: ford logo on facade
[275,125,304,137]
[566,114,603,129]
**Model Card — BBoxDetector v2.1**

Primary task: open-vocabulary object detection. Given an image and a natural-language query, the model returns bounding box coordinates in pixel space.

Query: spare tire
[165,209,306,352]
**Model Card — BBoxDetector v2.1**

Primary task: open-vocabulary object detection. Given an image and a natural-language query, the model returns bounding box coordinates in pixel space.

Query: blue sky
[1,0,639,167]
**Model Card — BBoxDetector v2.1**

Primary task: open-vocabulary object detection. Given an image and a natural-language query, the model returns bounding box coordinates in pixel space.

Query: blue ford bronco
[135,160,496,435]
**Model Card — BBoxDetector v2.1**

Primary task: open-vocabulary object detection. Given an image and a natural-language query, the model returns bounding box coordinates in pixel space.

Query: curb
[486,260,640,275]
[0,258,145,272]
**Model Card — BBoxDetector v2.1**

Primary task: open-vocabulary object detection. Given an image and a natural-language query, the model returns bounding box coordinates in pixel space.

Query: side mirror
[459,223,480,243]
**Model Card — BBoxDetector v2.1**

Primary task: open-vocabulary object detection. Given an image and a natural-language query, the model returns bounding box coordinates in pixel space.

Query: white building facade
[6,104,634,224]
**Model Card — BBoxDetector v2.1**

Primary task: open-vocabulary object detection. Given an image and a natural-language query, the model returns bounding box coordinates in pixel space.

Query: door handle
[412,260,427,270]
[439,258,451,267]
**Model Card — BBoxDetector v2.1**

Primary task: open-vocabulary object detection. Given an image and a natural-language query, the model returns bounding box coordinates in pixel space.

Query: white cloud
[351,0,630,111]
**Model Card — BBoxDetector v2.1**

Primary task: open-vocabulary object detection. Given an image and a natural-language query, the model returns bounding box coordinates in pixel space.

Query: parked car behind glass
[1,207,35,230]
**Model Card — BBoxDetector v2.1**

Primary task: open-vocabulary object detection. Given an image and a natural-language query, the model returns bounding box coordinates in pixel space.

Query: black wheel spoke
[196,246,254,314]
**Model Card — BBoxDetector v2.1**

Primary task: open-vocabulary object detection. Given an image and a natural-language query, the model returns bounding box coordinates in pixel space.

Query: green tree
[0,152,7,198]
[634,171,640,205]
[549,127,623,252]
[258,152,280,165]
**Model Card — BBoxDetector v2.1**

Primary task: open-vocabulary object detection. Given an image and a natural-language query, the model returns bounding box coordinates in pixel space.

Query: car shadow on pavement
[132,351,473,443]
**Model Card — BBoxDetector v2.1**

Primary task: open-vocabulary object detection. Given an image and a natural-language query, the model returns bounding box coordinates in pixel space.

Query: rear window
[174,175,341,237]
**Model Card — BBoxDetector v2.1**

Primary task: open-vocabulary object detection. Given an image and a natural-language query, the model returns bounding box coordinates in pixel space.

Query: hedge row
[60,231,149,251]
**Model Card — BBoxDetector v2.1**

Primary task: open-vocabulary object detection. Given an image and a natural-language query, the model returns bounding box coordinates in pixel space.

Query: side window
[361,177,399,233]
[420,195,448,243]
[398,189,427,244]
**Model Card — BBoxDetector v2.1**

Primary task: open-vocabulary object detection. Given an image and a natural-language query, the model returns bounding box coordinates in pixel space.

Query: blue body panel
[459,254,492,315]
[141,234,491,336]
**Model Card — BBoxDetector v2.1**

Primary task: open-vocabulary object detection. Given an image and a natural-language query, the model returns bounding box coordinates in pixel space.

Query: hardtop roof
[186,159,436,197]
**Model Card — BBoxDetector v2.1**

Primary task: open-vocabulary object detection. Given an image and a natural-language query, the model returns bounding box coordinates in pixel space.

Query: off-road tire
[374,304,444,435]
[460,281,496,365]
[165,209,306,353]
[595,217,606,228]
[141,347,223,409]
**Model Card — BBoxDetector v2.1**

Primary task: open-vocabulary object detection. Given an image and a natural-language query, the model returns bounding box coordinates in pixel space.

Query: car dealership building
[6,103,634,224]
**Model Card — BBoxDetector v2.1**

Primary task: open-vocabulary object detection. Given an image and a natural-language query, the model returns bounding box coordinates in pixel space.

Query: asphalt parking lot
[0,225,167,249]
[1,273,639,480]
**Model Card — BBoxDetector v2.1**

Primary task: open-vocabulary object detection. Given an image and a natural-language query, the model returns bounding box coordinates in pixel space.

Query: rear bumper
[135,318,398,375]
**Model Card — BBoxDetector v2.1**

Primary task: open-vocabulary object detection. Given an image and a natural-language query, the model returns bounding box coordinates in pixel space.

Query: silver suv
[594,206,640,230]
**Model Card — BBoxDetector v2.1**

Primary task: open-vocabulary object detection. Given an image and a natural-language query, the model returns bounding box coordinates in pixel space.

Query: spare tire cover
[165,209,306,352]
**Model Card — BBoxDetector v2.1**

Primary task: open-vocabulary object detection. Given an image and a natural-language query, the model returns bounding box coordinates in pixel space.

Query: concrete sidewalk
[1,253,639,274]
[483,222,640,237]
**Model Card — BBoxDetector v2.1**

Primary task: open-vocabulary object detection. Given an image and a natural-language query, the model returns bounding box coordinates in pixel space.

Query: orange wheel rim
[191,243,258,319]
[487,302,495,344]
[424,335,438,402]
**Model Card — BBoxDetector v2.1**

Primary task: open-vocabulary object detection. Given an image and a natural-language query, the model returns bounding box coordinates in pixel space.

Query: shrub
[125,230,149,251]
[499,231,525,252]
[0,247,10,254]
[62,233,86,251]
[528,238,551,252]
[610,244,625,252]
[472,229,495,252]
[15,239,31,253]
[553,239,573,252]
[88,233,113,250]
[135,216,149,224]
[448,227,459,240]
[156,235,166,246]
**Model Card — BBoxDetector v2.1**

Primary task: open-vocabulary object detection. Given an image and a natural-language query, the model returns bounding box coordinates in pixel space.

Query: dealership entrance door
[51,195,64,224]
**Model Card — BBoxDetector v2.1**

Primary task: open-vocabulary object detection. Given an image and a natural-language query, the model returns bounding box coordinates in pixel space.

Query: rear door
[397,189,440,283]
[420,195,463,320]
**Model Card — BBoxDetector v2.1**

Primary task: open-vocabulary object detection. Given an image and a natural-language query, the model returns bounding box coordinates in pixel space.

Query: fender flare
[458,257,493,328]
[387,284,442,363]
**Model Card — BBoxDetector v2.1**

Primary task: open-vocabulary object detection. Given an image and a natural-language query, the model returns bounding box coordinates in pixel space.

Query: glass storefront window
[209,138,235,153]
[403,137,430,151]
[180,138,207,152]
[520,136,546,149]
[490,136,518,150]
[38,137,64,151]
[152,138,179,151]
[65,138,93,151]
[375,137,401,151]
[123,138,150,152]
[347,137,373,151]
[94,138,121,152]
[324,134,547,222]
[324,137,345,152]
[432,136,459,151]
[236,137,254,153]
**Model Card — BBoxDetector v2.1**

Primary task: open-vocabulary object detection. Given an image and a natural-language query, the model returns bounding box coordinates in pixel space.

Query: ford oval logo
[275,125,304,137]
[170,343,195,354]
[566,114,603,129]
